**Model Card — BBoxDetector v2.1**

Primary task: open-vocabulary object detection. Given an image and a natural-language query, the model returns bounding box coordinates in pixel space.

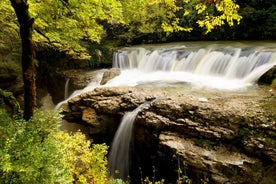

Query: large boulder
[100,68,121,85]
[57,69,108,89]
[258,65,276,85]
[60,86,276,183]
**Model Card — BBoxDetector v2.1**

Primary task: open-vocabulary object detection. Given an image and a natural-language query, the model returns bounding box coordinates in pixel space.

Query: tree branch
[34,27,51,43]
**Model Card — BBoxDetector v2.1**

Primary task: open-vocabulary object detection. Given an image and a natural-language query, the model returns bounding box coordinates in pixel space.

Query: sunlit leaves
[0,109,109,183]
[0,0,243,55]
[27,0,124,53]
[196,0,242,33]
[184,10,190,16]
[121,0,194,37]
[0,0,20,62]
[52,131,108,184]
[119,0,242,39]
[196,3,207,14]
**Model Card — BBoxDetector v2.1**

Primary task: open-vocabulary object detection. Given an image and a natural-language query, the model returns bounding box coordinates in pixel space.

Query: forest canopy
[1,0,244,55]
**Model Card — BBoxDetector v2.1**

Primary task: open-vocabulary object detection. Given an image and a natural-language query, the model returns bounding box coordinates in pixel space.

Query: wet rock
[158,132,263,184]
[100,68,121,85]
[258,65,276,85]
[58,69,107,89]
[60,86,276,183]
[82,108,99,125]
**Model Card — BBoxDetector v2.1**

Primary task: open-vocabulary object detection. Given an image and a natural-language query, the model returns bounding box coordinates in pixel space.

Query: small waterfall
[112,43,276,90]
[64,78,70,100]
[55,69,107,110]
[108,102,150,180]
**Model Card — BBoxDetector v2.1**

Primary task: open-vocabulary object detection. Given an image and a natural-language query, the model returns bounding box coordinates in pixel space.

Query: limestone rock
[100,68,121,85]
[61,86,276,183]
[158,132,263,184]
[58,69,107,89]
[258,65,276,85]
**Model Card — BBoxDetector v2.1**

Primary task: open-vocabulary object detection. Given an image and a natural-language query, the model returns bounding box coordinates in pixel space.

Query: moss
[0,89,21,115]
[0,61,22,83]
[271,78,276,89]
[194,139,214,149]
[0,61,21,71]
[260,95,276,120]
[265,137,276,146]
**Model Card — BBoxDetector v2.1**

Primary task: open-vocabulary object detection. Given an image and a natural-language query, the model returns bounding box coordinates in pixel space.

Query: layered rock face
[61,86,276,184]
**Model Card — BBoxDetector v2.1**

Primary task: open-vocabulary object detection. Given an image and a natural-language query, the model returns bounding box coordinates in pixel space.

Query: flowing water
[64,78,70,100]
[106,41,276,180]
[55,69,107,110]
[51,41,276,181]
[110,41,276,90]
[56,42,276,107]
[108,102,150,180]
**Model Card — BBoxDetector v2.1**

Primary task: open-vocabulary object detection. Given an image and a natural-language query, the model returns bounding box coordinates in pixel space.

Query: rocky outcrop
[0,64,24,106]
[61,86,276,183]
[57,69,107,89]
[0,89,21,115]
[258,66,276,85]
[100,68,121,85]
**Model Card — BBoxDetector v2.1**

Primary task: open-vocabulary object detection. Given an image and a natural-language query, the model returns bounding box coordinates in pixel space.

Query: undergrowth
[0,109,108,184]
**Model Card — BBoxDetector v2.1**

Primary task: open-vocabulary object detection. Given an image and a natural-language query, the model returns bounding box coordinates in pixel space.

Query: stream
[41,41,276,183]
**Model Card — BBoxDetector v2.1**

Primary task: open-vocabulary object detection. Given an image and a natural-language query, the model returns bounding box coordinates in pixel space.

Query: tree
[195,0,242,33]
[29,0,124,55]
[7,0,243,56]
[4,0,243,120]
[10,0,36,121]
[106,0,242,43]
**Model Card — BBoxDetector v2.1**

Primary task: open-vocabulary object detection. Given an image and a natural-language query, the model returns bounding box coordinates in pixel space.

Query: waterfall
[55,69,107,110]
[64,78,70,100]
[108,102,150,180]
[111,42,276,90]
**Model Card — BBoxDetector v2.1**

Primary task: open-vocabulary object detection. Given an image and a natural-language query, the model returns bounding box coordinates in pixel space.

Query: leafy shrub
[0,109,108,184]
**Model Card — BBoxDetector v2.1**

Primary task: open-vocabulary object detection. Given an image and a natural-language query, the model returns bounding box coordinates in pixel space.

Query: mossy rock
[0,89,21,115]
[0,61,22,86]
[258,66,276,85]
[271,79,276,89]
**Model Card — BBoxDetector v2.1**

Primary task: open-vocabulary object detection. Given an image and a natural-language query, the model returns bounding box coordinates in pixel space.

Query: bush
[0,109,108,184]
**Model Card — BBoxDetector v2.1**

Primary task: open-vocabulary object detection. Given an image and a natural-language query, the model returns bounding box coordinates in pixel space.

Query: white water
[52,42,276,180]
[111,42,276,90]
[56,42,276,110]
[108,102,150,180]
[55,69,107,110]
[64,78,70,100]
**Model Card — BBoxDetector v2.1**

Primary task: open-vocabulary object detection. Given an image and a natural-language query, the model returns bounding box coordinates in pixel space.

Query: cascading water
[51,42,276,183]
[108,102,150,180]
[111,42,276,90]
[55,69,107,110]
[64,78,70,100]
[55,42,276,108]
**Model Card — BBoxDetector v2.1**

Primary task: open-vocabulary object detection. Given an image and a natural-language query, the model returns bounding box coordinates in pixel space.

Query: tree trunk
[10,0,36,120]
